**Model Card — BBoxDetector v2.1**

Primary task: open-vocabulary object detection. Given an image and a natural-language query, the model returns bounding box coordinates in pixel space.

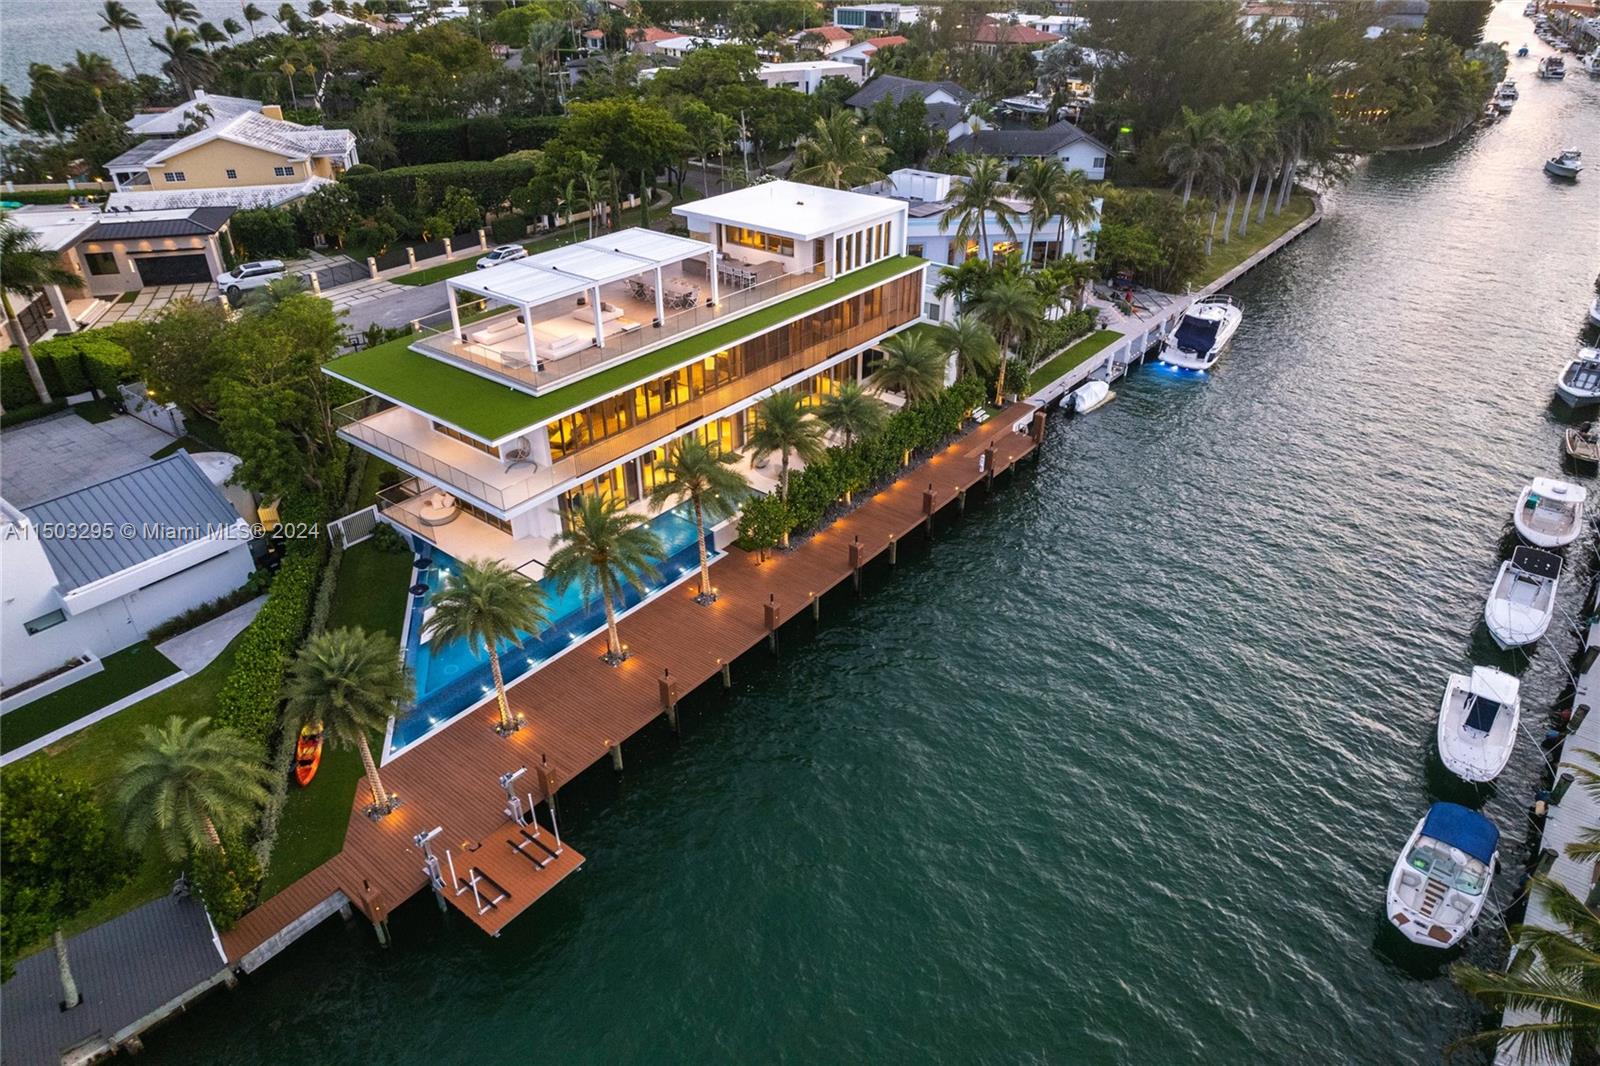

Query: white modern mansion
[325,182,928,574]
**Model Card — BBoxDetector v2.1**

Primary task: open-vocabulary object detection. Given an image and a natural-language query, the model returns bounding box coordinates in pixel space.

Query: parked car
[215,260,287,297]
[477,244,528,269]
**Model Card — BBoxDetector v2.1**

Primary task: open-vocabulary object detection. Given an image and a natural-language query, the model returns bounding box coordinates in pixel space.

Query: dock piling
[811,592,820,622]
[923,483,935,535]
[718,657,731,689]
[984,446,997,489]
[608,740,623,772]
[659,669,679,732]
[849,537,863,591]
[765,594,780,652]
[888,535,897,565]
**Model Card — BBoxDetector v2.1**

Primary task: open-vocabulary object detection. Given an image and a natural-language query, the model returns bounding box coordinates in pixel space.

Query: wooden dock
[222,403,1043,966]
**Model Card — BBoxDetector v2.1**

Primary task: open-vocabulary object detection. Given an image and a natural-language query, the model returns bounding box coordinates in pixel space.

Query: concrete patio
[0,411,176,505]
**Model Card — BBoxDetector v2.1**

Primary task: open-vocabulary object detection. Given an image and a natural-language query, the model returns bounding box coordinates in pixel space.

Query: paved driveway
[1,412,176,506]
[91,283,217,326]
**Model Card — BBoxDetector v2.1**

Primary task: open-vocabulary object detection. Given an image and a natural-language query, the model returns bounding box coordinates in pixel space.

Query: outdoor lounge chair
[503,437,537,471]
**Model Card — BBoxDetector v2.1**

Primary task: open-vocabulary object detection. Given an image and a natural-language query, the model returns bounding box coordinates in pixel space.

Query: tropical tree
[197,21,228,51]
[98,1,144,78]
[1053,167,1100,265]
[1160,106,1224,208]
[546,494,665,664]
[974,275,1041,404]
[817,380,886,446]
[0,217,82,405]
[646,435,749,604]
[156,0,200,29]
[791,110,890,190]
[872,329,948,404]
[1013,156,1071,264]
[1272,76,1337,215]
[0,86,26,133]
[242,3,267,37]
[115,716,271,861]
[285,627,411,812]
[27,65,63,137]
[747,391,829,506]
[1450,876,1600,1062]
[935,313,1000,381]
[150,27,211,95]
[423,560,549,736]
[1236,99,1278,238]
[939,155,1018,263]
[222,17,244,41]
[279,57,300,109]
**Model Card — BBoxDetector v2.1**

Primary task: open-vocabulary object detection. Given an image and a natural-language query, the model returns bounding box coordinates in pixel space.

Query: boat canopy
[1421,803,1499,864]
[1530,477,1586,503]
[1510,545,1563,580]
[1174,314,1222,354]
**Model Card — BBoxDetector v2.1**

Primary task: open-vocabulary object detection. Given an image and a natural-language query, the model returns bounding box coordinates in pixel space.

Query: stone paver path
[91,283,217,326]
[1,412,176,505]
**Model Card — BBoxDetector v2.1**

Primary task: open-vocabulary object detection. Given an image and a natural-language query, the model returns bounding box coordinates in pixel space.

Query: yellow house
[106,107,358,210]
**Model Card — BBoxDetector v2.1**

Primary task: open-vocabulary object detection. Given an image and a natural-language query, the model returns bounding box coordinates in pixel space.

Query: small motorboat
[1538,55,1567,78]
[1556,346,1600,406]
[1483,545,1563,649]
[1437,667,1521,783]
[1581,52,1600,76]
[1545,148,1583,179]
[1386,803,1499,948]
[1494,83,1518,112]
[1588,295,1600,327]
[294,722,324,787]
[1517,43,1530,57]
[1563,422,1600,468]
[1157,295,1244,372]
[1513,477,1587,546]
[1068,379,1114,414]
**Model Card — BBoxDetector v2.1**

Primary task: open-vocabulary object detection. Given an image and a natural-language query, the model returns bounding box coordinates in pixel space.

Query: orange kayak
[294,723,324,787]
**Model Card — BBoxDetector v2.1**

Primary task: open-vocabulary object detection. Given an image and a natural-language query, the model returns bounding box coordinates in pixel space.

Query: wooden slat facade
[221,404,1043,963]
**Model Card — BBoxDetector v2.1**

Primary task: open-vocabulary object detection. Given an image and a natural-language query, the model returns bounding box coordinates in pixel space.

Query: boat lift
[502,765,564,870]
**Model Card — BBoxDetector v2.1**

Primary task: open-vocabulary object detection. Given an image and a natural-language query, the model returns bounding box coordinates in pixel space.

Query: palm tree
[0,218,82,405]
[1052,167,1099,265]
[222,17,244,41]
[423,560,549,736]
[546,494,665,664]
[284,628,411,813]
[747,391,830,507]
[0,86,25,133]
[790,111,890,190]
[242,3,267,38]
[1236,99,1277,238]
[974,275,1041,404]
[197,21,228,50]
[816,380,886,447]
[939,156,1017,263]
[869,329,947,405]
[935,313,1000,381]
[1272,76,1336,215]
[646,436,749,604]
[1013,156,1070,264]
[98,1,144,78]
[157,0,200,29]
[1449,876,1600,1063]
[66,51,118,90]
[151,27,211,95]
[1160,106,1224,208]
[115,716,271,860]
[27,65,64,138]
[279,58,300,109]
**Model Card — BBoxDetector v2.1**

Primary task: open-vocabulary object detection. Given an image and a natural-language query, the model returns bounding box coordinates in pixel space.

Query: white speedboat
[1494,83,1518,112]
[1483,545,1562,649]
[1556,347,1600,406]
[1545,148,1583,179]
[1513,477,1587,547]
[1538,55,1567,78]
[1436,667,1521,783]
[1589,295,1600,327]
[1157,295,1243,372]
[1581,52,1600,76]
[1068,379,1113,413]
[1386,803,1498,948]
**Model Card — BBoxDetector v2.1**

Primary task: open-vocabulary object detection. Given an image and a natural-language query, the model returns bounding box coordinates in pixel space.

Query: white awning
[447,226,716,310]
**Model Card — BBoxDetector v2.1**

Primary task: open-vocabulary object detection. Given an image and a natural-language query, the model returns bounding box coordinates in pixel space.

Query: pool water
[390,503,712,755]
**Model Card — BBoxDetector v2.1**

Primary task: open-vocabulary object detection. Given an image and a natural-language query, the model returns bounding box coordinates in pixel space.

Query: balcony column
[523,305,539,367]
[448,290,462,341]
[591,284,605,346]
[707,251,719,308]
[653,266,665,326]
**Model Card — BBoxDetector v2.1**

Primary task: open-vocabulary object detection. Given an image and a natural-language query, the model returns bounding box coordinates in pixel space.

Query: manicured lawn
[1029,330,1124,393]
[259,539,412,896]
[72,397,117,424]
[326,255,927,439]
[1195,194,1317,288]
[1,642,180,754]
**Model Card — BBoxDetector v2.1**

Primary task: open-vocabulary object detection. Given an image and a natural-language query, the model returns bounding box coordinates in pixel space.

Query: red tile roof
[971,22,1063,45]
[798,24,854,42]
[865,34,910,48]
[631,26,679,43]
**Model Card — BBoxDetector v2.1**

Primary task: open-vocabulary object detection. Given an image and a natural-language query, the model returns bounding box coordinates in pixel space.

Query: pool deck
[221,403,1044,967]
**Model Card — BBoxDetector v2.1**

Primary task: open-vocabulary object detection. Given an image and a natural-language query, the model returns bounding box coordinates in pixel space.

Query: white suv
[477,244,528,269]
[216,260,287,297]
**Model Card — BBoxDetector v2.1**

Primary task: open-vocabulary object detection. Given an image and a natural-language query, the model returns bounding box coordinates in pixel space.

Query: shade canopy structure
[1421,802,1500,865]
[444,227,721,363]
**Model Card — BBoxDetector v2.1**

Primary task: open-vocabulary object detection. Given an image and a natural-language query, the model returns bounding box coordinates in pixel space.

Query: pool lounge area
[387,502,716,757]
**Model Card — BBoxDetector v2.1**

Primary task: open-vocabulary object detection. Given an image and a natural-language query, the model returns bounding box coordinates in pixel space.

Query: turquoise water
[144,10,1600,1063]
[391,503,711,753]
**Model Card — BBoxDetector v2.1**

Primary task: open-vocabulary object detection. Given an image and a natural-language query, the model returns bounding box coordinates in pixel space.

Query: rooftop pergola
[445,228,721,363]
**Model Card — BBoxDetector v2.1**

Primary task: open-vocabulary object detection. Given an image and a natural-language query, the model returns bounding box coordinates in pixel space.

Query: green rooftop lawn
[1,642,180,754]
[1028,330,1124,393]
[325,255,926,441]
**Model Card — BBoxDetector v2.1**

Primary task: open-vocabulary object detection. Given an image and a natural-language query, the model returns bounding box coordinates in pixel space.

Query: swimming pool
[389,503,713,756]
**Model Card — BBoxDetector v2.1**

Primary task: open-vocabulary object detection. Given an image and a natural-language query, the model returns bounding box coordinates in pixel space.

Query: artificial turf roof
[325,255,925,442]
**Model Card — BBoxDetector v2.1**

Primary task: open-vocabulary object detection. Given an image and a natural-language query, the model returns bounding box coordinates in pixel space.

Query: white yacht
[1556,347,1600,406]
[1512,477,1587,547]
[1157,296,1244,372]
[1386,803,1499,948]
[1494,83,1518,112]
[1436,667,1521,783]
[1068,380,1113,414]
[1538,55,1567,79]
[1483,545,1563,649]
[1545,148,1583,179]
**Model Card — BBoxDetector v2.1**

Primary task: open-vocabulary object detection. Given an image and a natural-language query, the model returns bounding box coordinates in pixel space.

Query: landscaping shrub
[190,832,262,931]
[229,207,302,260]
[341,158,539,216]
[342,116,565,165]
[0,331,133,408]
[368,522,409,554]
[490,212,528,242]
[2,188,107,206]
[0,400,66,428]
[144,573,271,645]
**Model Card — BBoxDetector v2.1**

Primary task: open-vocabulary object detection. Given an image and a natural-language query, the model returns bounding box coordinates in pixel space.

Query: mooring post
[1552,771,1577,804]
[363,881,392,945]
[984,446,997,489]
[957,487,967,513]
[1030,410,1047,450]
[659,668,679,732]
[849,536,863,592]
[537,753,559,820]
[810,592,820,622]
[608,739,624,772]
[923,482,936,535]
[718,657,731,689]
[338,901,354,921]
[764,594,780,652]
[888,535,897,565]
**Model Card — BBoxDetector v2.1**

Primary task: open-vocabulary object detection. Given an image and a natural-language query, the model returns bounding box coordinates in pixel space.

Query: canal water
[146,18,1598,1066]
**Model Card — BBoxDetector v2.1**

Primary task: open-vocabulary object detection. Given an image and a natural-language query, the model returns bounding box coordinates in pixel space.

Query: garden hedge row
[2,188,107,206]
[355,117,566,165]
[0,332,134,409]
[342,159,540,215]
[737,378,986,549]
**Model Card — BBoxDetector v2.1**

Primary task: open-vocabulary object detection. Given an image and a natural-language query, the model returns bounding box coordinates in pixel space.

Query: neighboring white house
[651,33,732,60]
[832,3,922,31]
[846,75,989,145]
[948,120,1112,181]
[834,34,911,69]
[789,24,855,56]
[0,453,255,690]
[757,60,864,94]
[126,91,263,137]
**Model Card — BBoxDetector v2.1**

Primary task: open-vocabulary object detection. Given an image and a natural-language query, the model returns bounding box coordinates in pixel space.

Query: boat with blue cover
[1436,667,1521,783]
[1386,803,1499,947]
[1156,295,1243,372]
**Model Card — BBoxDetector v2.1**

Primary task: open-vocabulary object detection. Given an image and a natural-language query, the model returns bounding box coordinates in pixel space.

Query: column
[707,251,720,307]
[653,265,665,326]
[448,290,462,341]
[523,308,539,367]
[591,284,605,346]
[45,284,76,334]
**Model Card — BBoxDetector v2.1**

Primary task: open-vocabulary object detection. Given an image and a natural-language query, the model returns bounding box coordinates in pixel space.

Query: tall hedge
[334,116,565,165]
[0,331,133,408]
[342,158,540,215]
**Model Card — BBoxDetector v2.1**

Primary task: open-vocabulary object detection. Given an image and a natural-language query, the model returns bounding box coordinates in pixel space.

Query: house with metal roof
[125,91,264,137]
[9,203,237,298]
[846,75,988,144]
[949,120,1112,180]
[0,452,255,691]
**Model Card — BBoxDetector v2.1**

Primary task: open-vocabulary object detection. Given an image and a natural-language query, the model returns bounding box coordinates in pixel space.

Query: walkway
[89,283,216,327]
[221,405,1044,965]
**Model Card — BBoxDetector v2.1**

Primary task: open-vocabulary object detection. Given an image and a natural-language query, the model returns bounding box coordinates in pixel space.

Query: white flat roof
[448,226,715,308]
[7,205,101,252]
[760,60,860,73]
[674,180,901,241]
